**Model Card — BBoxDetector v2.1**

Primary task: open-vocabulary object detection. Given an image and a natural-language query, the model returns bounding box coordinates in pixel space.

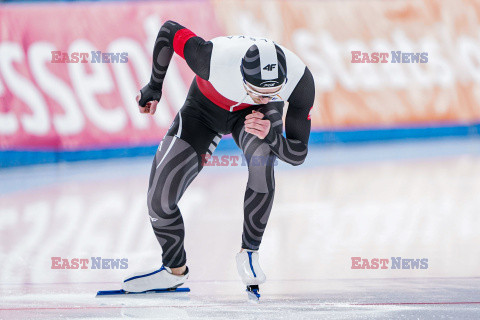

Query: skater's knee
[147,136,200,219]
[247,173,275,193]
[147,195,178,219]
[246,145,276,193]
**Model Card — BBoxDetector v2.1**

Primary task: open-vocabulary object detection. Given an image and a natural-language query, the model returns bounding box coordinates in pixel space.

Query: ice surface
[1,138,479,319]
[1,279,479,319]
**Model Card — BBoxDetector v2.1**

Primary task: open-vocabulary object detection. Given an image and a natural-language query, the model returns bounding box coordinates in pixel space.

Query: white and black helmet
[241,40,287,89]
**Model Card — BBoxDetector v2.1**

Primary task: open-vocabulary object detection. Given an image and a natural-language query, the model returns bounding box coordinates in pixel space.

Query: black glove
[138,83,162,107]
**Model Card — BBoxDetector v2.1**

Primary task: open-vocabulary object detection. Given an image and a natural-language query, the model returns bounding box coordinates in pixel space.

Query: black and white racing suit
[141,21,315,268]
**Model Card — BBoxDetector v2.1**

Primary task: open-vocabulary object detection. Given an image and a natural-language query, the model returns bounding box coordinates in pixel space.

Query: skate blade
[246,285,260,301]
[96,287,190,296]
[247,290,260,301]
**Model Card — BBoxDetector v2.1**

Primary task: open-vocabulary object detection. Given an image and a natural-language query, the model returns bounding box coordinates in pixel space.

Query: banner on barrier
[0,2,222,151]
[213,0,480,128]
[1,0,480,155]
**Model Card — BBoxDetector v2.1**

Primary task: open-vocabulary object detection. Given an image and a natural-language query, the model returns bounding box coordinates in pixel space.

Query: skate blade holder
[96,287,190,296]
[246,285,260,301]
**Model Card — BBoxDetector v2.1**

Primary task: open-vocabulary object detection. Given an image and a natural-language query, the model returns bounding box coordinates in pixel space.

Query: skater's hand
[244,110,271,140]
[136,94,158,115]
[137,83,162,115]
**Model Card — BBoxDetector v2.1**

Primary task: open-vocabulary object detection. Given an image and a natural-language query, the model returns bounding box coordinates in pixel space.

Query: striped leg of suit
[242,187,275,250]
[232,103,284,250]
[147,109,220,268]
[147,136,199,268]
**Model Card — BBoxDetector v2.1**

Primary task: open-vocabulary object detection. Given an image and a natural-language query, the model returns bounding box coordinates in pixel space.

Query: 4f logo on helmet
[263,64,276,71]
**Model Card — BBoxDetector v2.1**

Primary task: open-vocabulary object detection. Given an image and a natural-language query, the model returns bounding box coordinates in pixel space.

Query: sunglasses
[243,81,284,99]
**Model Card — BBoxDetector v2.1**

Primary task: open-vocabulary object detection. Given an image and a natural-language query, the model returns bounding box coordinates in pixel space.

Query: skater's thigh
[230,104,281,193]
[148,99,219,190]
[148,101,221,213]
[166,99,221,165]
[231,102,284,150]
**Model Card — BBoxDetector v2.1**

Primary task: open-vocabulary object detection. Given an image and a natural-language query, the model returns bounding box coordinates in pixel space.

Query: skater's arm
[138,20,212,107]
[263,67,315,166]
[150,20,212,86]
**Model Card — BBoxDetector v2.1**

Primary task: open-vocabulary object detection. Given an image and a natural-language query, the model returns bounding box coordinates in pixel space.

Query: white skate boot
[122,265,189,293]
[236,249,266,300]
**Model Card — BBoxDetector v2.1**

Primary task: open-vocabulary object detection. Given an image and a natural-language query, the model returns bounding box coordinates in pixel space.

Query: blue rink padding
[0,145,158,168]
[309,123,479,144]
[1,123,479,168]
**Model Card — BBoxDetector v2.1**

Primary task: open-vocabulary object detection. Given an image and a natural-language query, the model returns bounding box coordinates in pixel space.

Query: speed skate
[96,287,190,296]
[97,265,190,296]
[236,249,266,301]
